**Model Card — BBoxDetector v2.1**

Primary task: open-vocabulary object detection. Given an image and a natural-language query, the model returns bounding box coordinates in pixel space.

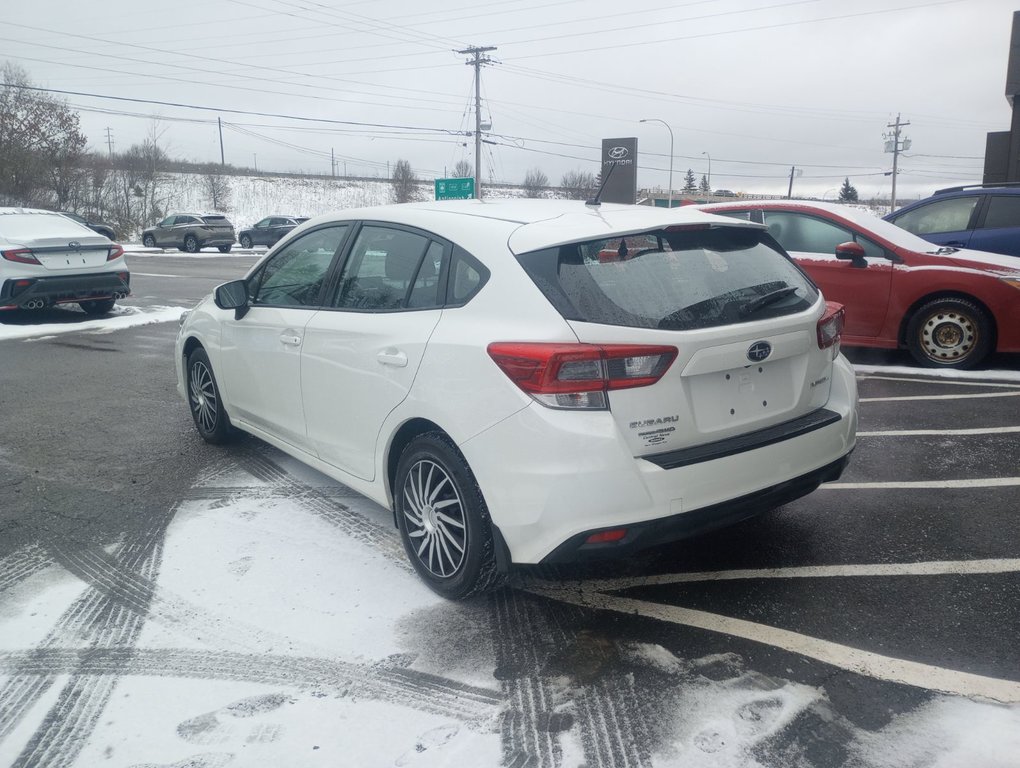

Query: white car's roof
[305,199,764,255]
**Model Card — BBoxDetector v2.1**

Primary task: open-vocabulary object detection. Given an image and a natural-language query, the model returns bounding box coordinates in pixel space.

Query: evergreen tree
[682,169,697,193]
[698,175,711,194]
[838,177,859,203]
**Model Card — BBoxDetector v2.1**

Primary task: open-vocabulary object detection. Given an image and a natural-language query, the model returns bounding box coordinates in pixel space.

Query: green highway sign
[435,177,475,200]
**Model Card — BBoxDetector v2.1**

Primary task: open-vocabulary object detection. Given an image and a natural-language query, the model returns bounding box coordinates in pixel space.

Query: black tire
[240,235,253,249]
[186,348,235,444]
[394,432,502,599]
[79,298,116,315]
[218,244,232,253]
[142,234,156,248]
[183,234,200,253]
[905,297,993,369]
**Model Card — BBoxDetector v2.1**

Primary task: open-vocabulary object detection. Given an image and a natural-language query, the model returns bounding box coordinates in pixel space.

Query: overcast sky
[2,0,1016,199]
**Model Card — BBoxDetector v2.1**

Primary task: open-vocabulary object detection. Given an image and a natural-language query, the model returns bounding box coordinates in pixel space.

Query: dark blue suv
[884,184,1020,258]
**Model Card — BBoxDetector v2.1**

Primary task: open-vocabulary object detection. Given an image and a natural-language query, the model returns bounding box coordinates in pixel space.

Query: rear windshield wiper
[738,285,799,316]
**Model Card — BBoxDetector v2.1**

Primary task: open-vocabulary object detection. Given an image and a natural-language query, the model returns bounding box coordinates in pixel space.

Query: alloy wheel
[401,459,467,578]
[189,360,219,434]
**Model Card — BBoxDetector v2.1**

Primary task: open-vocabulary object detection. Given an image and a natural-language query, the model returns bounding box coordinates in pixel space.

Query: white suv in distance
[1,208,129,314]
[176,200,858,598]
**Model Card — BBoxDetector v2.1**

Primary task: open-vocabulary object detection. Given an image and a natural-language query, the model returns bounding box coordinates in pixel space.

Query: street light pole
[641,118,673,207]
[702,151,711,190]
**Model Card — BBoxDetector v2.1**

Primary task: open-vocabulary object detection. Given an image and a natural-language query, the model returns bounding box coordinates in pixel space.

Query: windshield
[517,227,818,331]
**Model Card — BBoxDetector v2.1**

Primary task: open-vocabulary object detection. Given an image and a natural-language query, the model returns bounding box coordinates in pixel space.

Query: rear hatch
[514,224,840,458]
[0,212,118,272]
[200,215,235,235]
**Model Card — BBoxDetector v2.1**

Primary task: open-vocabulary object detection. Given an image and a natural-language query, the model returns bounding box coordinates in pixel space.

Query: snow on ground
[852,362,1020,383]
[0,304,189,342]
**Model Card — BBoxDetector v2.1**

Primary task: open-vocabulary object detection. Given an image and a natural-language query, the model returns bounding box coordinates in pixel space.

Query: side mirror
[835,241,867,267]
[214,279,250,319]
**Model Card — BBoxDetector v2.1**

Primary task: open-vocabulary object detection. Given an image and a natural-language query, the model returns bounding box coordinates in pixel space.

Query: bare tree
[391,159,419,203]
[0,62,88,207]
[452,159,472,178]
[560,169,598,200]
[204,172,232,211]
[522,167,549,198]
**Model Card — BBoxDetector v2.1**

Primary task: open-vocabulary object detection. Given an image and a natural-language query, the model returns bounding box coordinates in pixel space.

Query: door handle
[377,349,408,367]
[279,332,302,346]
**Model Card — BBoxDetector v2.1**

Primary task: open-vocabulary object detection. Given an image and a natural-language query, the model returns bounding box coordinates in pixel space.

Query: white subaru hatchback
[176,200,857,598]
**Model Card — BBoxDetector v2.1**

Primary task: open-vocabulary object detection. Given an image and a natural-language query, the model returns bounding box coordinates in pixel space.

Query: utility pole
[105,127,114,158]
[218,117,225,166]
[331,147,335,177]
[787,166,796,199]
[457,45,496,200]
[885,114,911,211]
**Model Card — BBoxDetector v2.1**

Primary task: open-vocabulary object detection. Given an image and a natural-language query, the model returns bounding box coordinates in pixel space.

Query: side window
[763,212,884,259]
[449,246,489,304]
[892,196,978,235]
[159,216,175,227]
[407,241,445,309]
[334,226,430,311]
[980,196,1020,230]
[713,210,753,221]
[177,216,197,226]
[251,225,348,307]
[255,218,270,228]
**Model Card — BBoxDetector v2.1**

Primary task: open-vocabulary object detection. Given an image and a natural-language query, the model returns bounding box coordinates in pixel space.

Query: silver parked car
[142,213,236,253]
[0,207,129,314]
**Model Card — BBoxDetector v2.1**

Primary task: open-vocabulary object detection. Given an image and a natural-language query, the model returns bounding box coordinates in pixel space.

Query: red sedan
[699,200,1020,369]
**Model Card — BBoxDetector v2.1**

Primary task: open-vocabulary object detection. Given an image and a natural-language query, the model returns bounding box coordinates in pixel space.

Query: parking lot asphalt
[1,254,1018,767]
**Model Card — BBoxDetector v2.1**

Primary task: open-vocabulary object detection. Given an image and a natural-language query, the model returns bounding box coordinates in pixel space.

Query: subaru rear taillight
[817,302,844,357]
[2,248,41,265]
[487,342,677,410]
[106,244,124,261]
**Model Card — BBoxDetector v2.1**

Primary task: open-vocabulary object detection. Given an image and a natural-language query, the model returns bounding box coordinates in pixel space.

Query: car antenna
[585,164,615,207]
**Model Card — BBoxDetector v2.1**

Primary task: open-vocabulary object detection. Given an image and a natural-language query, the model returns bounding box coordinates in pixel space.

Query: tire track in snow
[0,649,502,724]
[4,507,173,768]
[490,588,654,768]
[234,446,410,569]
[0,543,53,595]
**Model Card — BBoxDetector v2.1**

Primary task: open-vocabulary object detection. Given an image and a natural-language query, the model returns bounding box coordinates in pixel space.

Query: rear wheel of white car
[79,298,116,315]
[187,348,234,443]
[906,297,992,369]
[395,433,502,599]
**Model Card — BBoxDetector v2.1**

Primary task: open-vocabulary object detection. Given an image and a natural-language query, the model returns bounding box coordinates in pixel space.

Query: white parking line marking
[823,478,1020,490]
[530,587,1020,704]
[857,426,1020,437]
[858,375,1020,389]
[538,558,1020,592]
[131,272,183,278]
[861,392,1020,403]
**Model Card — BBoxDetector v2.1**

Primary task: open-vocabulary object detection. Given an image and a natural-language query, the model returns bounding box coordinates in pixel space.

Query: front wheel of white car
[395,433,502,599]
[186,348,235,444]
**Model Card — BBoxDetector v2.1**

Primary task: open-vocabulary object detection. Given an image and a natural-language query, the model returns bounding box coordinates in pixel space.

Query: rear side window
[517,227,818,331]
[202,215,229,225]
[892,196,978,235]
[980,196,1020,229]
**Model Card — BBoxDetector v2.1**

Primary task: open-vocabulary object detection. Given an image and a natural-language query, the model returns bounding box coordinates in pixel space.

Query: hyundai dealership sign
[600,138,638,204]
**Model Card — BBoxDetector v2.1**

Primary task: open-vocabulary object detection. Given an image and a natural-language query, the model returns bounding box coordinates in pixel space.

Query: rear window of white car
[0,213,93,241]
[517,227,818,331]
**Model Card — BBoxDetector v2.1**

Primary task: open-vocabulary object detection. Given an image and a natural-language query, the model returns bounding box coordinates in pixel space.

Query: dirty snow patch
[0,305,188,342]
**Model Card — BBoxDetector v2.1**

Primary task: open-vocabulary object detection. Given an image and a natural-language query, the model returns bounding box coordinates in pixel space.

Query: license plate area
[687,358,795,432]
[36,252,108,270]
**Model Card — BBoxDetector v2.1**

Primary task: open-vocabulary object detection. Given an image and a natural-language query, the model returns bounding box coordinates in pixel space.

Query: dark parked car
[142,213,236,253]
[884,184,1020,258]
[60,211,117,241]
[237,216,310,249]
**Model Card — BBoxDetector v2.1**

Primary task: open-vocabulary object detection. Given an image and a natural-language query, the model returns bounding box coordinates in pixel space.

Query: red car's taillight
[817,301,845,354]
[487,342,677,410]
[2,248,41,265]
[106,244,124,261]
